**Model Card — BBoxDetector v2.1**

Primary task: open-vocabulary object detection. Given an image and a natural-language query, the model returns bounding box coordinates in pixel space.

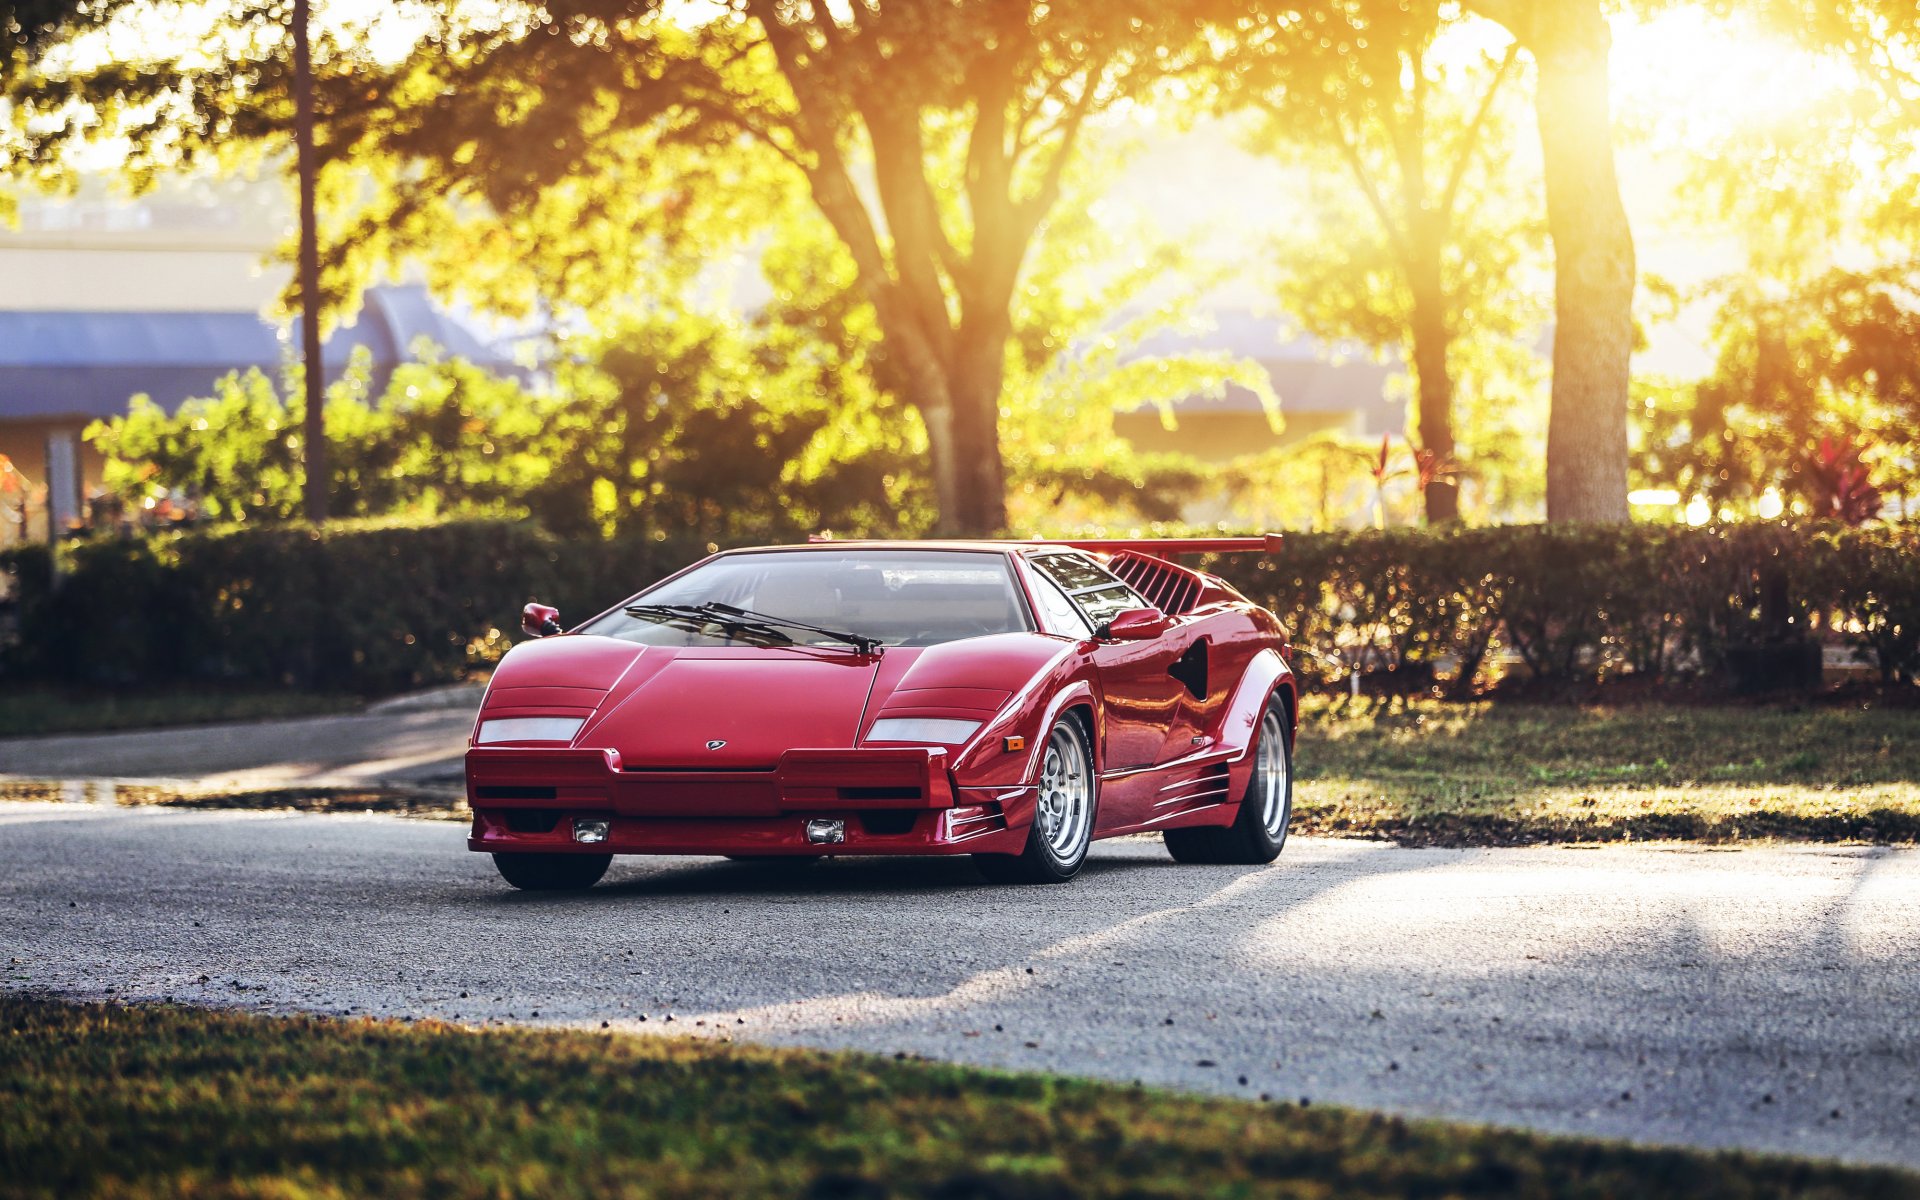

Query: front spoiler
[464,745,1024,856]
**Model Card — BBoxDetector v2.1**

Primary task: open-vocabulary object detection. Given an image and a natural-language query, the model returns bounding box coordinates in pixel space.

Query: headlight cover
[864,717,983,746]
[477,717,585,744]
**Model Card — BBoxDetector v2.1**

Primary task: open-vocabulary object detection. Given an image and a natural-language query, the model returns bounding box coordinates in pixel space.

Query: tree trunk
[1532,3,1635,523]
[945,318,1011,536]
[1407,242,1459,524]
[292,0,326,526]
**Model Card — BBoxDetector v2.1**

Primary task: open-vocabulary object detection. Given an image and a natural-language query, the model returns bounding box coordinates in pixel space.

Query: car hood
[478,632,1071,769]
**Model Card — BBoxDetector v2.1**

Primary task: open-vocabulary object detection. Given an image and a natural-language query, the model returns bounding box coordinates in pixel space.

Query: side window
[1030,554,1147,629]
[1028,568,1093,638]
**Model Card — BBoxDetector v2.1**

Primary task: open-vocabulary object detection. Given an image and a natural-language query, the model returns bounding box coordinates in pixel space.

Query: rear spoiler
[806,533,1283,563]
[1022,535,1283,563]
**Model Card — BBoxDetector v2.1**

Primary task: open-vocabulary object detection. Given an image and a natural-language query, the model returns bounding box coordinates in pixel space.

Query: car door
[1027,554,1191,776]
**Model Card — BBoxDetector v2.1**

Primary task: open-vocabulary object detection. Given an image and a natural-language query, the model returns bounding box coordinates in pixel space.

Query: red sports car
[466,537,1297,889]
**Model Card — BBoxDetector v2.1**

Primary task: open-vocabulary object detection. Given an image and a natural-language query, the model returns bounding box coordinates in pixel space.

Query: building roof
[1124,308,1403,433]
[0,285,521,423]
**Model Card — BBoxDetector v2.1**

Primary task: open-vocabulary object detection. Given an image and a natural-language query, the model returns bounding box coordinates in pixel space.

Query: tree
[1232,2,1538,523]
[1464,0,1636,523]
[1630,1,1920,519]
[9,0,1234,536]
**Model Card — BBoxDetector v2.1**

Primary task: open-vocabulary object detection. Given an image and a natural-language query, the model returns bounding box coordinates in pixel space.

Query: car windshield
[579,550,1031,649]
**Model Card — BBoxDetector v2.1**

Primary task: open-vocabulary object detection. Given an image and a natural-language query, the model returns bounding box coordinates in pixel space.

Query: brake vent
[1106,552,1203,615]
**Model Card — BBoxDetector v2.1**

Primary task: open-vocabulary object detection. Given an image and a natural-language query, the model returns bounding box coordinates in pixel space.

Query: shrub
[0,520,706,692]
[2,519,1915,695]
[1202,521,1919,693]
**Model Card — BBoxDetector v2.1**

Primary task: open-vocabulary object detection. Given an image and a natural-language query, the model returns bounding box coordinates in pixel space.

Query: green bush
[1202,521,1920,692]
[2,520,1915,695]
[0,520,706,692]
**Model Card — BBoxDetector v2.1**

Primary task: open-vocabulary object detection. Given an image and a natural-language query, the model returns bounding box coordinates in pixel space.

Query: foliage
[86,351,554,525]
[5,0,1264,535]
[1630,0,1920,519]
[6,519,1917,695]
[1228,3,1549,523]
[5,996,1914,1200]
[1200,521,1920,690]
[1637,266,1919,516]
[0,519,706,692]
[80,321,936,543]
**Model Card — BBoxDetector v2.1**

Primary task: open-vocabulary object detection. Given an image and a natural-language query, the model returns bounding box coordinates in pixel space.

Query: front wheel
[492,852,612,891]
[1164,698,1292,865]
[974,713,1097,885]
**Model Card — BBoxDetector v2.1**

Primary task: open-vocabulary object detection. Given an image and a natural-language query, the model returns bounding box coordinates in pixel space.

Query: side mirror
[1096,606,1173,642]
[521,602,562,639]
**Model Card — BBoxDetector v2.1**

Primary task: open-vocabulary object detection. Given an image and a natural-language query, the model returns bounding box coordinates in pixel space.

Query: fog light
[804,818,845,845]
[572,818,610,844]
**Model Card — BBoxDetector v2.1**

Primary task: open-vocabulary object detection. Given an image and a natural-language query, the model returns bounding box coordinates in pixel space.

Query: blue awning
[0,285,523,422]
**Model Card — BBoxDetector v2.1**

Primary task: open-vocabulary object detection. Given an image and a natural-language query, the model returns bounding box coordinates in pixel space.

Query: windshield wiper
[622,603,794,647]
[701,602,884,656]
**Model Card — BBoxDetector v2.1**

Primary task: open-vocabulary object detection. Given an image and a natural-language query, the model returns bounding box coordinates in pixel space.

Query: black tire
[1164,697,1292,865]
[491,852,612,891]
[973,713,1097,885]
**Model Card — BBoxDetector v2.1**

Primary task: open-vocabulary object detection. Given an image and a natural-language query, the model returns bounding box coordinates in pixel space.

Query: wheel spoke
[1038,723,1091,858]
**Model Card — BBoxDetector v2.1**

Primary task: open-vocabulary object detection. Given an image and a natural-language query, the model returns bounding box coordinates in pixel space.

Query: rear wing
[802,533,1283,563]
[1020,535,1283,563]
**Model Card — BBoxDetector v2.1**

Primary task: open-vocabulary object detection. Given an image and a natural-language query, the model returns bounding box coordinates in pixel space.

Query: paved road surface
[3,802,1917,1171]
[0,686,479,791]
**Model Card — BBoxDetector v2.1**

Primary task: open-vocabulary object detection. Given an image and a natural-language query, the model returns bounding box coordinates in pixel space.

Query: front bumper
[464,745,1026,856]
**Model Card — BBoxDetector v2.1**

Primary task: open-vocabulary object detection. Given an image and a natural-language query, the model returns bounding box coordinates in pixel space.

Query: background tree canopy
[6,0,1919,535]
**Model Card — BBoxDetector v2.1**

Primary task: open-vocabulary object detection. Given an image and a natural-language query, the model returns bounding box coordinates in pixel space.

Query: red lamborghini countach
[465,537,1297,889]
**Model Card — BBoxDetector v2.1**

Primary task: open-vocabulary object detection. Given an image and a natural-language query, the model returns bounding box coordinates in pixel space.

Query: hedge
[1,520,1915,695]
[1201,522,1920,694]
[0,520,706,692]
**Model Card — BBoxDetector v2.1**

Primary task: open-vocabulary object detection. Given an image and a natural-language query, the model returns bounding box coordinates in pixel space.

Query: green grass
[1294,696,1920,845]
[2,997,1912,1200]
[0,685,364,737]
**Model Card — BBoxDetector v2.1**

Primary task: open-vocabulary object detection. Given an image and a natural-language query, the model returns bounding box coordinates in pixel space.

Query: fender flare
[1025,678,1103,779]
[1216,648,1296,763]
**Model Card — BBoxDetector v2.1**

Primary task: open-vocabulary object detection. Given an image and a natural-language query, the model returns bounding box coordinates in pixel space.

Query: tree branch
[1438,42,1520,221]
[1328,105,1414,268]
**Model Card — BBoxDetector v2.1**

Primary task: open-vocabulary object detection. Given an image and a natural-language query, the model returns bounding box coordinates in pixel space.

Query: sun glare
[1612,8,1858,150]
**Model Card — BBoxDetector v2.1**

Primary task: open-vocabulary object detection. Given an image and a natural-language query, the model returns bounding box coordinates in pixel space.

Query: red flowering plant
[1804,435,1883,525]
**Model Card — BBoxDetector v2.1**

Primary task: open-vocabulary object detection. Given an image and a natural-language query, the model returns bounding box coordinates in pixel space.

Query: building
[1112,308,1404,462]
[0,178,522,545]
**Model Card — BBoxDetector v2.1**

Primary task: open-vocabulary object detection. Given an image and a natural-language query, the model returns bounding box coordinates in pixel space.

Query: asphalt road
[4,802,1918,1172]
[0,687,480,791]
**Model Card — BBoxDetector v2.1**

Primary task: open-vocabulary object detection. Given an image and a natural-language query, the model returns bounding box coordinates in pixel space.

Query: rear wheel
[974,714,1096,885]
[491,852,612,891]
[1164,698,1292,865]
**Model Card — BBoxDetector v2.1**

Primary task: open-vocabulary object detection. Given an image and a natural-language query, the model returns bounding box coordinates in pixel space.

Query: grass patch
[2,996,1912,1200]
[1294,697,1920,846]
[0,685,363,737]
